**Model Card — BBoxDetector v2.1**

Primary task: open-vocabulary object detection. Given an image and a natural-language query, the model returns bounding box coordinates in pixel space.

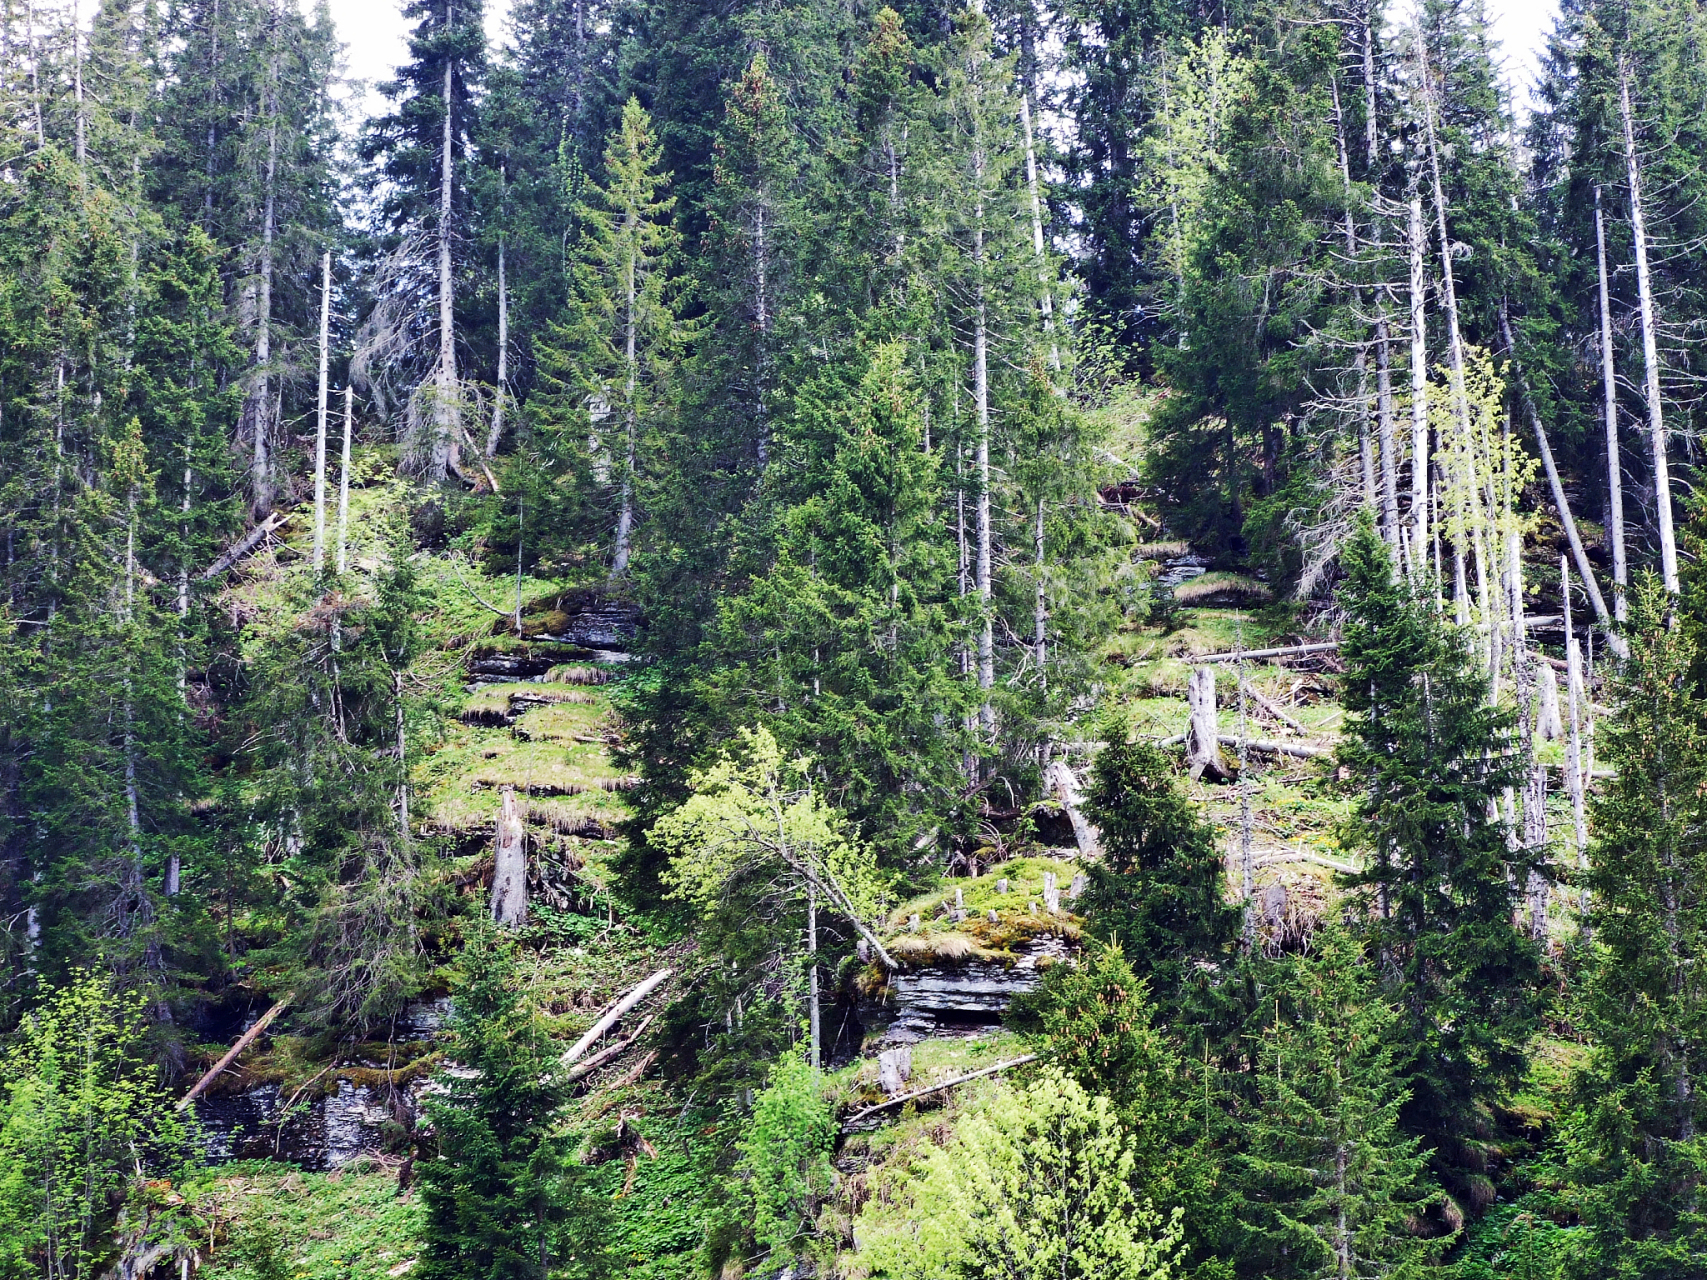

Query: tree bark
[561,968,673,1066]
[247,17,280,515]
[486,234,509,458]
[490,786,528,926]
[1018,92,1058,371]
[1594,187,1627,619]
[611,212,637,578]
[1619,59,1678,593]
[1186,666,1227,781]
[973,164,994,735]
[176,997,292,1110]
[433,24,459,482]
[337,387,352,575]
[1407,196,1429,581]
[313,251,331,577]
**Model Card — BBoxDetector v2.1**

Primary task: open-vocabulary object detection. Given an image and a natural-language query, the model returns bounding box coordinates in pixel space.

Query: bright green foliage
[858,1068,1184,1280]
[0,973,186,1280]
[736,1056,836,1262]
[1240,925,1440,1279]
[1561,576,1707,1275]
[650,726,888,1081]
[1334,516,1540,1208]
[417,927,568,1280]
[1080,738,1240,997]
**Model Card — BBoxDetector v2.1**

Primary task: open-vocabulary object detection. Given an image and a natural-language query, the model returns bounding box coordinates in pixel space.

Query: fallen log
[176,996,292,1111]
[566,1014,656,1083]
[561,968,672,1067]
[200,512,289,581]
[1198,641,1341,663]
[840,1053,1039,1132]
[1239,677,1308,736]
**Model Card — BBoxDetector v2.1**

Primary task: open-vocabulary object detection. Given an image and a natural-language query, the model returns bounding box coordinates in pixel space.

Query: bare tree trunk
[1360,16,1401,548]
[433,32,459,482]
[337,386,352,575]
[313,251,331,578]
[754,201,770,463]
[1499,306,1623,654]
[490,786,528,926]
[1033,494,1046,687]
[1594,187,1627,620]
[1331,77,1376,513]
[1407,196,1429,581]
[1018,93,1058,371]
[1420,56,1495,660]
[247,21,280,515]
[611,219,637,578]
[1186,666,1226,782]
[807,880,820,1068]
[72,0,84,170]
[486,235,508,457]
[973,162,994,735]
[1620,59,1678,593]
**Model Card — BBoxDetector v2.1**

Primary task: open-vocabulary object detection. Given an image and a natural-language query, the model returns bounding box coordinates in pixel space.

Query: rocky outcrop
[863,935,1073,1044]
[195,1078,411,1170]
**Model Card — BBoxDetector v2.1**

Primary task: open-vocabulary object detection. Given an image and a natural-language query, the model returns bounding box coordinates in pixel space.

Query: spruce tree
[1565,574,1707,1274]
[418,926,568,1280]
[1080,737,1240,1000]
[1334,514,1541,1215]
[1240,925,1440,1279]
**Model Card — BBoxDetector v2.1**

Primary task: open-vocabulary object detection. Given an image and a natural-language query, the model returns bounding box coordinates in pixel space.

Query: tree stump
[1186,666,1232,781]
[490,786,529,926]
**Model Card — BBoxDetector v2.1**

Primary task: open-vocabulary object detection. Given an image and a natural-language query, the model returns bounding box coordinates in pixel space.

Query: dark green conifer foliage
[1334,515,1541,1211]
[1080,737,1240,997]
[1564,575,1707,1274]
[418,926,568,1280]
[1240,925,1440,1279]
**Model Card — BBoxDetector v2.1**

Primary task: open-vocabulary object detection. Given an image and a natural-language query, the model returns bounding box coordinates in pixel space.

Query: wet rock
[872,936,1073,1044]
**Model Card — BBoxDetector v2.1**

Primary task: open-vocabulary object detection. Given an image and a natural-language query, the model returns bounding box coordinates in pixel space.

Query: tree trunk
[973,162,994,735]
[337,386,352,575]
[313,251,331,577]
[1620,59,1678,593]
[490,786,528,926]
[1594,187,1627,619]
[1407,196,1429,581]
[247,23,280,515]
[486,234,508,458]
[1018,92,1058,371]
[611,218,637,578]
[1186,666,1227,781]
[433,33,459,482]
[1033,494,1046,685]
[807,879,819,1068]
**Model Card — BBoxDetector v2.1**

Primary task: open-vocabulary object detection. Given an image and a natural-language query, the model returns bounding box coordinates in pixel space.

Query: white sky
[324,0,1559,120]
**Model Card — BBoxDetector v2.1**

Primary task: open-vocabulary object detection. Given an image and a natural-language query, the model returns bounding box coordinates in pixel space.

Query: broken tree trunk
[176,996,292,1111]
[1594,186,1627,620]
[1186,666,1227,781]
[490,786,528,926]
[565,1013,655,1083]
[1043,759,1101,857]
[201,511,289,580]
[1535,662,1562,742]
[562,968,673,1067]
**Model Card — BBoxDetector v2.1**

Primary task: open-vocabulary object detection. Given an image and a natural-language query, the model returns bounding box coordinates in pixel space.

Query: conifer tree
[1080,737,1240,1001]
[1565,575,1707,1272]
[1334,514,1541,1213]
[418,926,568,1280]
[1241,925,1440,1279]
[529,98,682,578]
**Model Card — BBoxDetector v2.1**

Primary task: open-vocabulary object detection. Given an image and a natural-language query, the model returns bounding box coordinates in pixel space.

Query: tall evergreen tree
[1334,515,1541,1216]
[1565,575,1707,1274]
